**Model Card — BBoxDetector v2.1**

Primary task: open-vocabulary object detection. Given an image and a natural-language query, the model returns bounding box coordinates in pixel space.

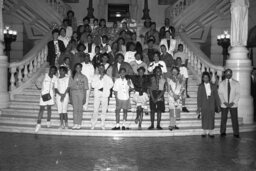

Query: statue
[230,0,249,46]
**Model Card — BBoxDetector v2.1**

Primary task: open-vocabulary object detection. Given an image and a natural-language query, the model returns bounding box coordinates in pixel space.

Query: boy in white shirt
[112,68,134,130]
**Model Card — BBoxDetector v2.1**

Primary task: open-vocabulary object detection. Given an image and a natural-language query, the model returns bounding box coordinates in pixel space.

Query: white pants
[56,94,69,113]
[83,84,91,110]
[91,93,109,127]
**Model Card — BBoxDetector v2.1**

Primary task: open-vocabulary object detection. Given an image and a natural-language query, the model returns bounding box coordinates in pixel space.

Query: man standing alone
[218,69,240,138]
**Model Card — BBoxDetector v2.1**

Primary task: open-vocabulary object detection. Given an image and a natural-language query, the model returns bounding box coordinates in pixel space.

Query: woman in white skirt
[35,66,58,133]
[55,66,70,129]
[167,67,185,131]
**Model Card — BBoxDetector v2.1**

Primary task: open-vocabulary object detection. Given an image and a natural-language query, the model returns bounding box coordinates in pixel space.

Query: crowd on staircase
[34,10,240,138]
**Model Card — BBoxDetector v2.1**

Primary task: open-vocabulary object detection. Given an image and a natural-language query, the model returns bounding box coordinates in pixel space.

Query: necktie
[228,80,231,103]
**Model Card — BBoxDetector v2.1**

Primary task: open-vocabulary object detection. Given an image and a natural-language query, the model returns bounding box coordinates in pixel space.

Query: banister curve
[179,32,224,72]
[9,33,51,68]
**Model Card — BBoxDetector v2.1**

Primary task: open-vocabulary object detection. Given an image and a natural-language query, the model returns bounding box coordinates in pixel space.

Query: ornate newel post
[227,0,253,123]
[0,0,10,109]
[141,0,151,20]
[86,0,95,19]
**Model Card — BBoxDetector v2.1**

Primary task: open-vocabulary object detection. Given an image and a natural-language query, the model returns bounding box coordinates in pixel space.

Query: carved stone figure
[230,0,249,46]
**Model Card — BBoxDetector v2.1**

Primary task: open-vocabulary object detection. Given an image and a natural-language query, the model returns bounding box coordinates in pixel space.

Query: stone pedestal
[226,46,254,124]
[0,54,10,109]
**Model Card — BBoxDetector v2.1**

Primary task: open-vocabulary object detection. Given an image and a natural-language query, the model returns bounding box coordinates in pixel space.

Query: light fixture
[3,26,18,61]
[115,12,121,17]
[217,31,230,66]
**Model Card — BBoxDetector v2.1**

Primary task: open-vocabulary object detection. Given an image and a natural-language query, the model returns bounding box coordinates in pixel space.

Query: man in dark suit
[47,29,66,66]
[218,69,240,138]
[159,18,175,40]
[112,53,134,81]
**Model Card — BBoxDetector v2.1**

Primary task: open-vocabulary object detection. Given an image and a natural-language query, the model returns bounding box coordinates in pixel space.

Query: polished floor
[0,132,256,171]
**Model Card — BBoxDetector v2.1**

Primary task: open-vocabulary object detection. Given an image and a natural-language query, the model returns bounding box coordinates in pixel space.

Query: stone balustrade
[8,34,51,92]
[170,0,196,19]
[177,32,225,84]
[46,0,71,17]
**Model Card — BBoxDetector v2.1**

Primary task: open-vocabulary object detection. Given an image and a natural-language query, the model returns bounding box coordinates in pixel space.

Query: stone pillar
[0,0,10,109]
[226,0,253,124]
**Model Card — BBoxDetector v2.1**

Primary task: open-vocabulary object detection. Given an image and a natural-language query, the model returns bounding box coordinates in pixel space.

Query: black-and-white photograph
[0,0,256,170]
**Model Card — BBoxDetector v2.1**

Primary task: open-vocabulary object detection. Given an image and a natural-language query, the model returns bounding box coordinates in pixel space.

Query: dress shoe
[234,134,240,138]
[186,94,190,98]
[208,134,215,138]
[112,127,120,130]
[168,126,173,131]
[182,107,189,113]
[156,126,163,130]
[148,125,154,130]
[201,134,207,138]
[220,133,226,137]
[174,125,179,129]
[122,126,126,130]
[197,114,201,119]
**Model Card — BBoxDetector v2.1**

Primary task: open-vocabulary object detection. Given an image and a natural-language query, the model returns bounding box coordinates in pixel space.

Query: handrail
[167,0,196,21]
[177,32,224,83]
[9,33,51,91]
[46,0,71,17]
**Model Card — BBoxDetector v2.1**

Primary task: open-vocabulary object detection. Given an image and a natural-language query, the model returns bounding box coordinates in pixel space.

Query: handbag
[41,93,51,102]
[41,77,52,102]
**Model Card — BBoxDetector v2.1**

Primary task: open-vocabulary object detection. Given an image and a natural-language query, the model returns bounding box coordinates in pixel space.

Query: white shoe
[35,124,41,133]
[46,121,51,128]
[102,126,105,130]
[76,125,81,130]
[72,124,77,129]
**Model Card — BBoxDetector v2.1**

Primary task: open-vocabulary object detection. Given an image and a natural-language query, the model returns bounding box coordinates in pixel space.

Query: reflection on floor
[0,132,256,171]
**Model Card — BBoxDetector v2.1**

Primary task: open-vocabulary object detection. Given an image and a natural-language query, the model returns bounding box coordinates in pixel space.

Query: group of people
[34,10,240,138]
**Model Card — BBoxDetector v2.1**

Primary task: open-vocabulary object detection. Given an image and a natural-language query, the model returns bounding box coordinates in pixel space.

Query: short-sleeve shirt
[150,76,166,91]
[173,51,188,64]
[113,78,131,100]
[55,76,70,94]
[179,66,188,79]
[69,74,88,91]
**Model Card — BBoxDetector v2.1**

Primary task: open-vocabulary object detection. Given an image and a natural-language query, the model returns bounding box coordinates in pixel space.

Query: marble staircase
[0,69,255,137]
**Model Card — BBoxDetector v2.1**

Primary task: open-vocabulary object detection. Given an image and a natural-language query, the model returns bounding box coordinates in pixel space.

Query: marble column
[226,0,253,124]
[0,0,10,109]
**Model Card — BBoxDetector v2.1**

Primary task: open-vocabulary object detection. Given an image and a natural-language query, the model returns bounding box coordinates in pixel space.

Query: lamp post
[217,31,230,66]
[3,26,17,62]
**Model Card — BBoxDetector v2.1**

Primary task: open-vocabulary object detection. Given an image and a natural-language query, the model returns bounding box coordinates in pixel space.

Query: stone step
[1,108,200,118]
[2,111,216,121]
[0,116,243,129]
[8,102,198,111]
[1,123,254,137]
[10,97,198,105]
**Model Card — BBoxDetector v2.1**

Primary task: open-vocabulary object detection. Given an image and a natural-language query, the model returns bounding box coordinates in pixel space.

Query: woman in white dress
[35,66,58,133]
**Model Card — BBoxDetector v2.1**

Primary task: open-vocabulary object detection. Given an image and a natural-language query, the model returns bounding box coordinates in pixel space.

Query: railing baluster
[23,63,29,81]
[28,60,34,78]
[17,66,23,86]
[10,67,16,91]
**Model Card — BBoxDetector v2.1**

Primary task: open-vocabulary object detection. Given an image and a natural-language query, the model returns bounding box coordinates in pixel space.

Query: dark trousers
[220,107,239,135]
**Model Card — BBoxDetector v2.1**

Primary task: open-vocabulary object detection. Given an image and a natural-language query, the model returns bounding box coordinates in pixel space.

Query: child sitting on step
[35,66,57,133]
[55,66,70,129]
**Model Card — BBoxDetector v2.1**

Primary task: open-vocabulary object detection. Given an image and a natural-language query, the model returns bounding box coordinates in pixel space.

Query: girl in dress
[55,66,70,129]
[35,66,57,133]
[167,67,185,131]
